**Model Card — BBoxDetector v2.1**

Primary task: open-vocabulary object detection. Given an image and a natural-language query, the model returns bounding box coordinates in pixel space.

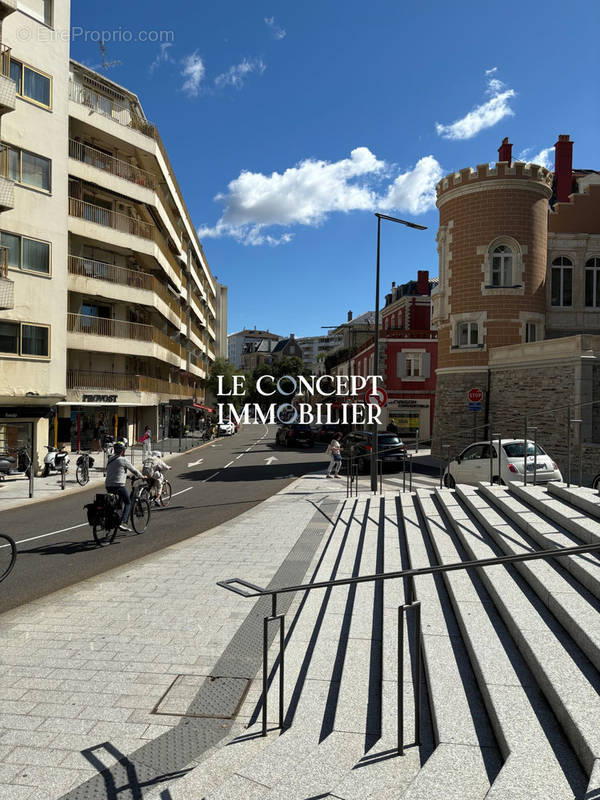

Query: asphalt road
[0,424,331,614]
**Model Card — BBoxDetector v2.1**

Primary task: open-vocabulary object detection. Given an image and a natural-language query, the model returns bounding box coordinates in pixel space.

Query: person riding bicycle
[105,441,145,532]
[142,450,171,499]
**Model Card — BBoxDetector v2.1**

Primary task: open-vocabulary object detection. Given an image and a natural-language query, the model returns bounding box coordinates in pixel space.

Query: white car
[218,419,235,436]
[443,439,562,488]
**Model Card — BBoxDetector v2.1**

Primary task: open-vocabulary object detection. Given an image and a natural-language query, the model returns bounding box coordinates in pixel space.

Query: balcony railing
[67,370,196,397]
[69,140,157,191]
[0,44,10,79]
[68,198,183,285]
[68,255,182,319]
[69,80,156,138]
[67,313,182,358]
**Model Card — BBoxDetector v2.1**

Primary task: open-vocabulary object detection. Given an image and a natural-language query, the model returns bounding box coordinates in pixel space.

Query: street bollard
[415,428,419,454]
[29,449,34,498]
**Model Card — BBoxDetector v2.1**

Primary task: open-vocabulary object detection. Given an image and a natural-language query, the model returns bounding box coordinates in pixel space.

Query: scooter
[0,449,32,481]
[43,446,70,477]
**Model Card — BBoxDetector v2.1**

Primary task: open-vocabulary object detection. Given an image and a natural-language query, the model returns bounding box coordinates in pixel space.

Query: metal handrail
[0,246,8,279]
[218,537,600,747]
[69,139,157,190]
[0,44,10,79]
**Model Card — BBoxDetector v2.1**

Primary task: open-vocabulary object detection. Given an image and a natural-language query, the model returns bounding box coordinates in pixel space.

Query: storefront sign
[0,407,51,418]
[82,395,118,403]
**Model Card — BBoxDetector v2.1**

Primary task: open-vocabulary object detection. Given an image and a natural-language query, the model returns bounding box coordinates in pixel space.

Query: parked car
[314,423,348,443]
[276,424,314,448]
[340,431,408,473]
[591,473,600,491]
[218,419,235,436]
[443,439,562,488]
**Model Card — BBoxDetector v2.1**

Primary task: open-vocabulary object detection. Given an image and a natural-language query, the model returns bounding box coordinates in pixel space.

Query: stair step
[445,485,600,775]
[460,484,600,673]
[481,483,600,601]
[548,483,600,520]
[509,482,600,544]
[423,489,586,798]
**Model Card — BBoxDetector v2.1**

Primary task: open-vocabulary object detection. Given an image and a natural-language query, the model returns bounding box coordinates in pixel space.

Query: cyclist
[142,450,171,500]
[105,441,145,531]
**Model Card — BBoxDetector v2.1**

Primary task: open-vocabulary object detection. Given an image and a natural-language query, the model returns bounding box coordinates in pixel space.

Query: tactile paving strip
[59,499,340,800]
[154,674,250,718]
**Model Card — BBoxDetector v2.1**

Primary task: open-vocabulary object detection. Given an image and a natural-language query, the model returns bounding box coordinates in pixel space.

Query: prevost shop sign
[81,395,118,403]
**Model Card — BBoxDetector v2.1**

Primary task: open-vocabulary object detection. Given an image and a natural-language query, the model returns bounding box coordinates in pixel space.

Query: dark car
[340,431,408,473]
[276,424,315,448]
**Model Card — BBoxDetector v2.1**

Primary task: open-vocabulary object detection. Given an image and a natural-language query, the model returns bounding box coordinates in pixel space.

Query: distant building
[271,334,303,362]
[228,328,282,368]
[240,337,280,372]
[297,333,343,374]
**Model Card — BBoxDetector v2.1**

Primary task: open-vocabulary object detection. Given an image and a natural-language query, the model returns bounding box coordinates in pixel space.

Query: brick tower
[431,145,553,452]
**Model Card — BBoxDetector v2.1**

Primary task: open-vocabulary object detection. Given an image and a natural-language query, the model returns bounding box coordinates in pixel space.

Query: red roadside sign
[365,387,388,408]
[468,388,483,403]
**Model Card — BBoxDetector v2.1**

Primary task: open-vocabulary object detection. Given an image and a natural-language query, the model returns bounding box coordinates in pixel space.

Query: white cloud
[265,16,286,39]
[215,58,266,90]
[150,42,174,74]
[517,146,554,170]
[181,52,206,97]
[435,69,516,140]
[198,147,442,246]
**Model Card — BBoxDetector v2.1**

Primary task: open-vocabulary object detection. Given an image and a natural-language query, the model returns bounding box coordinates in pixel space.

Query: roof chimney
[347,310,352,322]
[554,135,573,203]
[417,270,429,295]
[497,137,512,165]
[391,281,396,288]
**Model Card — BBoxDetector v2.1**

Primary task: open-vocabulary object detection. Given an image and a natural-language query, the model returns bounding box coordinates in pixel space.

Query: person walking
[105,441,144,531]
[140,425,152,457]
[326,433,343,479]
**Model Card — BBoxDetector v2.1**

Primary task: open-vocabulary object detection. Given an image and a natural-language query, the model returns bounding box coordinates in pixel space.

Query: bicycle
[140,476,172,508]
[76,453,94,486]
[86,476,151,546]
[0,534,17,583]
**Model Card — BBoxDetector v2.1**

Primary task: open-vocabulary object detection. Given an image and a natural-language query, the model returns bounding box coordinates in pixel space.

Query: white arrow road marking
[187,458,204,468]
[210,444,223,448]
[265,456,279,465]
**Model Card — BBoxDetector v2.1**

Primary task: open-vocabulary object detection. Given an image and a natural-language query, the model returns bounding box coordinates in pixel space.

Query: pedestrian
[326,433,343,479]
[139,425,152,456]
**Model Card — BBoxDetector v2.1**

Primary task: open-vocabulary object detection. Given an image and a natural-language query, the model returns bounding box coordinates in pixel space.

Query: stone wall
[432,370,488,456]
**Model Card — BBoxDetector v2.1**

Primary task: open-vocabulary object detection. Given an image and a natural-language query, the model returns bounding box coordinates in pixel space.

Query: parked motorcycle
[42,446,70,477]
[0,449,32,481]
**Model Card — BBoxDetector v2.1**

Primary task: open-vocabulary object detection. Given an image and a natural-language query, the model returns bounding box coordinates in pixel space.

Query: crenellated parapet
[437,161,553,207]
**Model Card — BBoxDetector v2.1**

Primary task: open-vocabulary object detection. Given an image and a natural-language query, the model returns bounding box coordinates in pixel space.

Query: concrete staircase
[153,482,600,799]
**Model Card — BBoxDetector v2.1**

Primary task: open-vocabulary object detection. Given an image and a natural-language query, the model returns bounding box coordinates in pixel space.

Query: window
[5,146,51,191]
[551,257,573,306]
[585,258,600,308]
[525,322,537,343]
[17,0,52,25]
[10,59,52,109]
[1,231,51,274]
[406,352,421,377]
[491,245,513,286]
[0,320,49,358]
[457,322,479,347]
[397,351,431,378]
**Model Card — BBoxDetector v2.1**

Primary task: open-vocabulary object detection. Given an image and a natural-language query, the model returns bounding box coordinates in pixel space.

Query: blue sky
[71,0,600,339]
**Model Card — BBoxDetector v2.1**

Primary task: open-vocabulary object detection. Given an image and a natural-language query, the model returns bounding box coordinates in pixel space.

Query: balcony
[67,370,196,398]
[69,79,156,139]
[0,145,15,211]
[0,246,13,310]
[68,198,183,286]
[0,43,14,116]
[67,312,183,366]
[68,255,182,327]
[69,139,157,191]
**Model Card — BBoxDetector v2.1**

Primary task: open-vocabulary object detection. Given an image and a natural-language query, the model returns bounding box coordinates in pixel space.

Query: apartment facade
[296,333,342,375]
[0,1,224,468]
[228,328,281,368]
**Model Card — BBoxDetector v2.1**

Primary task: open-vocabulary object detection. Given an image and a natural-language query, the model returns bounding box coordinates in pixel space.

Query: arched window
[491,245,513,286]
[551,257,573,307]
[585,257,600,308]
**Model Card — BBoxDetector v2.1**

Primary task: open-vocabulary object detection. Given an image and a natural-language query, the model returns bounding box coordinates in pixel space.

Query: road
[0,424,330,614]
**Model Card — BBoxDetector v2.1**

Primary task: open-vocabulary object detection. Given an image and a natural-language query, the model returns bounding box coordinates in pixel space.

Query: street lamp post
[371,213,427,493]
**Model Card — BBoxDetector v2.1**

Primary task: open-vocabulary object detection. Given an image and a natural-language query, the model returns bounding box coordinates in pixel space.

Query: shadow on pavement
[178,462,327,483]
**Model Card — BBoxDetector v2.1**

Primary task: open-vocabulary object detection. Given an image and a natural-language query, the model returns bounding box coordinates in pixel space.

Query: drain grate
[153,674,251,719]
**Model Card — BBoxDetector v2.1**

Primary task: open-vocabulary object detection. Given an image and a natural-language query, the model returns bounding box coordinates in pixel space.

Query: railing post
[533,427,538,485]
[262,593,285,736]
[409,454,413,493]
[398,600,421,756]
[439,439,444,489]
[567,405,572,487]
[29,449,34,499]
[415,428,419,454]
[523,415,528,486]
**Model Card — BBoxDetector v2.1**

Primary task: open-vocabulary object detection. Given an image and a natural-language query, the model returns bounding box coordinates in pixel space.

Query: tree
[205,358,246,409]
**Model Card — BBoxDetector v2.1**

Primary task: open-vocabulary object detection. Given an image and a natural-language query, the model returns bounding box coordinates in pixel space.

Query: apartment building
[296,333,342,375]
[228,328,281,368]
[0,1,224,468]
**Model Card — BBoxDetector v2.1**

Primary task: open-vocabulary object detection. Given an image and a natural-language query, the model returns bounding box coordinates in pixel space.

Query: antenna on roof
[98,43,122,73]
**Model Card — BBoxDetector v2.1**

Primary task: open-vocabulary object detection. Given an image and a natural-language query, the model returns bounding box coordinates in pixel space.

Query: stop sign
[468,388,483,403]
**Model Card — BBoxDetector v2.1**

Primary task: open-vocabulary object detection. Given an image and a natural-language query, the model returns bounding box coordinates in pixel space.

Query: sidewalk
[0,469,346,798]
[0,444,206,514]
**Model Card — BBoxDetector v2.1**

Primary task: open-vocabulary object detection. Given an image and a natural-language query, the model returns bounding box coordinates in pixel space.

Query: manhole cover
[153,674,250,719]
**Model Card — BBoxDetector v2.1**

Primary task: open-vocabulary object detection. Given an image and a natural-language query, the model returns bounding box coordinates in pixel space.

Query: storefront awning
[193,402,213,412]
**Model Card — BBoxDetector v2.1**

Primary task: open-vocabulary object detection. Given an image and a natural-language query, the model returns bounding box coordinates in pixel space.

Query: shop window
[585,258,600,308]
[0,231,50,275]
[10,58,52,108]
[551,257,573,306]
